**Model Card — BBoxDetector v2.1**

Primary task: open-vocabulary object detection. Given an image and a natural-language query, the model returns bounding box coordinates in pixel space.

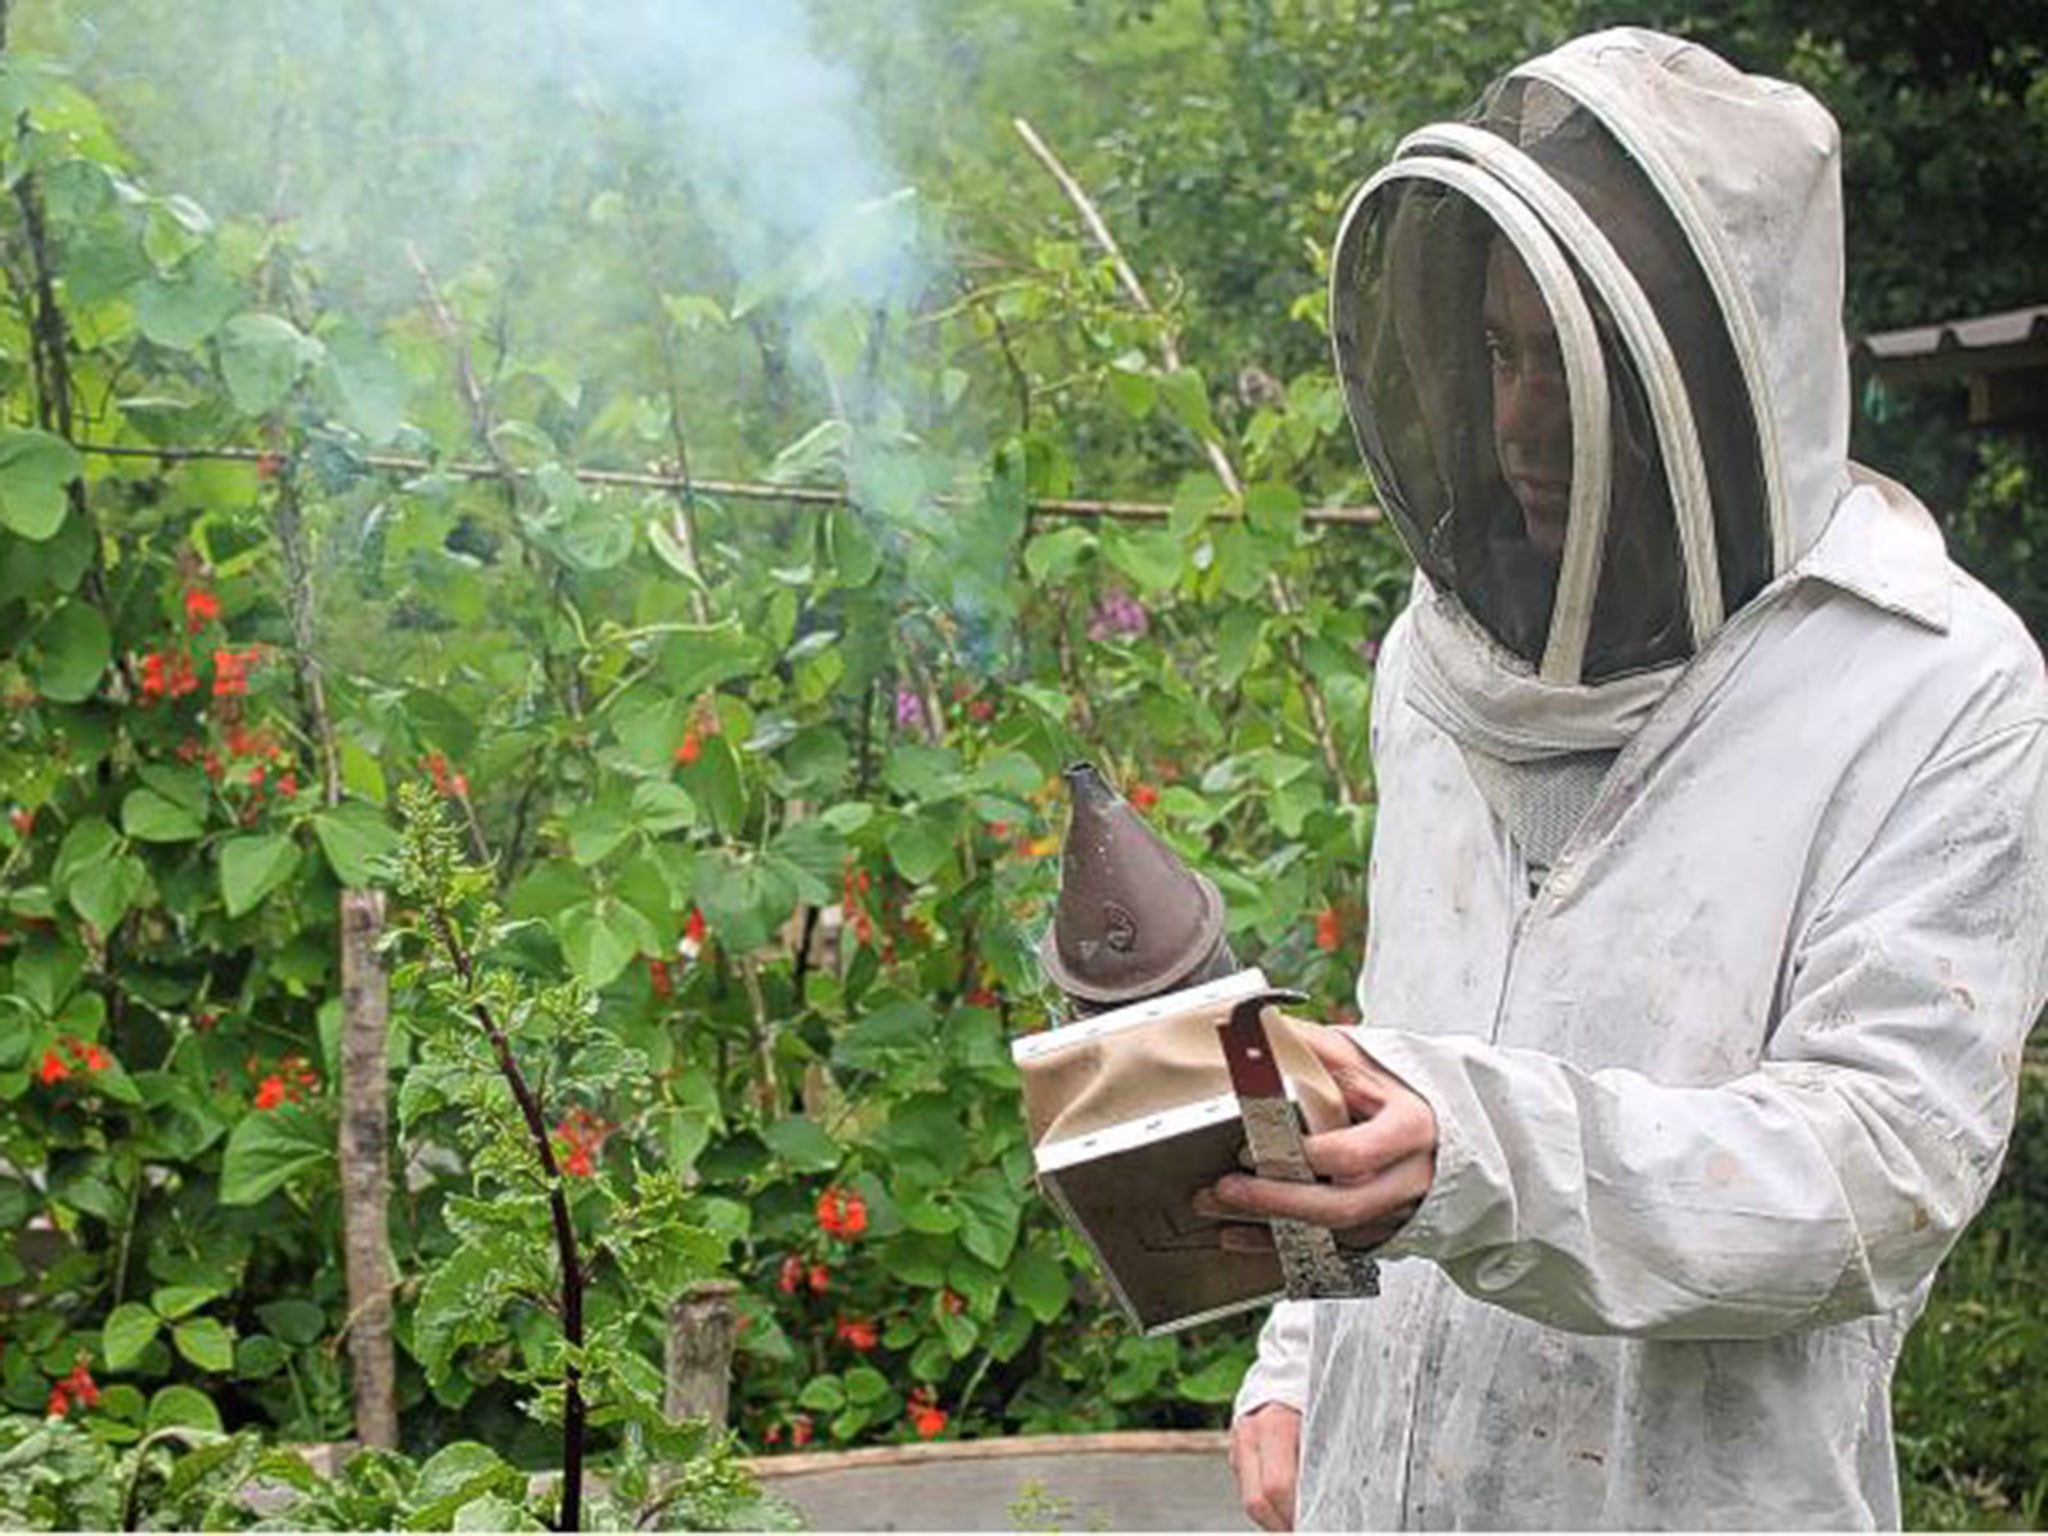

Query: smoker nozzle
[1037,761,1237,1013]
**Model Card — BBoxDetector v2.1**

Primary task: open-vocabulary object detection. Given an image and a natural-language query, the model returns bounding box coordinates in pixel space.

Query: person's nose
[1498,356,1568,456]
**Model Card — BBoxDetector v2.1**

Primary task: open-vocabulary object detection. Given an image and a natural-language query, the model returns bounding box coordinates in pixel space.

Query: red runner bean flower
[834,1317,879,1352]
[211,646,260,698]
[815,1186,868,1239]
[1315,907,1342,953]
[907,1386,947,1439]
[554,1106,611,1179]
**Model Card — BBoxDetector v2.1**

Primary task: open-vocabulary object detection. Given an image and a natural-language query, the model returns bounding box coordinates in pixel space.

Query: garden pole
[663,1280,741,1429]
[1013,117,1366,807]
[338,890,400,1449]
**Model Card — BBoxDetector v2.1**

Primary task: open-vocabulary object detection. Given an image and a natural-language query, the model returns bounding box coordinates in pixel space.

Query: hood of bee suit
[1329,28,1853,757]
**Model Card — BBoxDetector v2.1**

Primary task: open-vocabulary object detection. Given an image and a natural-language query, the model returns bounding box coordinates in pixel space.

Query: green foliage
[0,1412,790,1531]
[1894,1055,2048,1531]
[0,5,2040,1530]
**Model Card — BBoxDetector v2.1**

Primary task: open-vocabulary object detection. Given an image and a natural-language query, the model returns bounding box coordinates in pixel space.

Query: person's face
[1484,242,1570,558]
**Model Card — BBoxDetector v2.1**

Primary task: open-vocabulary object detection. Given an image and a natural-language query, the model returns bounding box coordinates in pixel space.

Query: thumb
[1300,1023,1390,1118]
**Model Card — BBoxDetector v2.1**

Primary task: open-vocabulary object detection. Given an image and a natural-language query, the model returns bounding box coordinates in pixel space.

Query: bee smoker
[1036,761,1239,1015]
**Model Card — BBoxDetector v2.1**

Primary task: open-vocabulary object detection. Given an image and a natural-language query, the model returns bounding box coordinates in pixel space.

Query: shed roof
[1855,304,2048,370]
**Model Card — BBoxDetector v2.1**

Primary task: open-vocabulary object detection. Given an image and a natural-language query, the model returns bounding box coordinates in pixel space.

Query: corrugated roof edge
[1856,304,2048,360]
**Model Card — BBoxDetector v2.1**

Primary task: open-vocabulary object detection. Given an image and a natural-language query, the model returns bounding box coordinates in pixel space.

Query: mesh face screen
[1478,76,1773,627]
[1335,78,1772,683]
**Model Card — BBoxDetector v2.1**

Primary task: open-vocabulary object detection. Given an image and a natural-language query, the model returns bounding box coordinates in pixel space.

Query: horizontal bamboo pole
[72,440,1381,527]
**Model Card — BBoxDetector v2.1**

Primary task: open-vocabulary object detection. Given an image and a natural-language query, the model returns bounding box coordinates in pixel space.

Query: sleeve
[1233,1301,1313,1418]
[1356,717,2048,1340]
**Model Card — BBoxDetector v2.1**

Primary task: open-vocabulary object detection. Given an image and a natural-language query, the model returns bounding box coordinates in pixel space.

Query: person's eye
[1484,330,1515,372]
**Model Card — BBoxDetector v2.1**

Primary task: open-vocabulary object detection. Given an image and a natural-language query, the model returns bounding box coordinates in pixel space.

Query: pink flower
[1087,587,1149,642]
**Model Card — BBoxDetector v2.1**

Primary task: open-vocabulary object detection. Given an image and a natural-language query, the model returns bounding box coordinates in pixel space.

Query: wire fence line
[71,440,1384,528]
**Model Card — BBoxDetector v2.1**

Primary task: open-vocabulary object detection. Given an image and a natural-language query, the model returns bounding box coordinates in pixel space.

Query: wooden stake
[1012,117,1366,807]
[338,889,399,1449]
[664,1280,742,1429]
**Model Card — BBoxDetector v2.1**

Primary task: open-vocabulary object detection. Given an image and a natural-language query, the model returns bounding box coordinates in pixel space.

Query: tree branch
[1012,117,1364,806]
[70,440,1381,527]
[429,909,584,1533]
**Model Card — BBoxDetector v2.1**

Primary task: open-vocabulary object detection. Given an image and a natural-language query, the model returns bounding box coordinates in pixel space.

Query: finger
[1301,1023,1383,1106]
[1218,1222,1276,1255]
[1212,1161,1431,1232]
[1299,1120,1405,1182]
[1271,1412,1300,1530]
[1301,1100,1433,1182]
[1231,1415,1267,1528]
[1336,1201,1422,1250]
[1240,1416,1287,1532]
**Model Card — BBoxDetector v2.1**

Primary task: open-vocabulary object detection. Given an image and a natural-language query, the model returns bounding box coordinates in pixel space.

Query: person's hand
[1230,1401,1303,1531]
[1202,1026,1438,1247]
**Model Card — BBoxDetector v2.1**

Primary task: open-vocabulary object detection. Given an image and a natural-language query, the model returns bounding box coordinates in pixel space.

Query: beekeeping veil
[1330,31,1851,867]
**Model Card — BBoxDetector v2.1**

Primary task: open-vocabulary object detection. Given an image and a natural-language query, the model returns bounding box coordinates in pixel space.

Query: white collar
[1793,464,1952,634]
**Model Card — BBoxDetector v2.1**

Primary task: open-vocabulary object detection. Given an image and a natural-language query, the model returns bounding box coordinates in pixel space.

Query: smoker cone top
[1038,762,1235,1008]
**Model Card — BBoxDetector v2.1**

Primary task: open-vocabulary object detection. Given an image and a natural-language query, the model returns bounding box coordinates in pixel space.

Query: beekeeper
[1207,28,2048,1530]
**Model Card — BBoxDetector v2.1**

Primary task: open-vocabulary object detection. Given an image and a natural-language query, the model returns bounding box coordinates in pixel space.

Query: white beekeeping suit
[1232,28,2048,1530]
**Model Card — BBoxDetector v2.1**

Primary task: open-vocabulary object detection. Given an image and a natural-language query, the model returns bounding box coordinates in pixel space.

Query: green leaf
[844,1365,891,1406]
[1008,1247,1072,1324]
[414,1241,523,1383]
[218,312,319,415]
[407,1441,524,1530]
[1105,363,1157,419]
[1159,366,1219,441]
[555,897,657,990]
[782,725,850,789]
[761,1116,841,1173]
[235,1334,288,1379]
[172,1316,234,1372]
[1178,1351,1251,1405]
[887,812,954,884]
[322,325,409,443]
[150,1284,221,1320]
[560,495,636,572]
[1104,526,1184,595]
[881,744,963,803]
[827,507,881,587]
[256,1298,325,1347]
[647,518,703,583]
[1216,607,1265,688]
[1022,526,1094,585]
[567,805,634,867]
[65,844,147,935]
[133,259,239,351]
[768,817,843,903]
[218,833,300,917]
[147,1385,223,1433]
[1170,472,1229,538]
[103,1301,162,1371]
[122,788,204,843]
[629,779,696,834]
[1244,482,1304,540]
[955,1167,1022,1269]
[0,428,82,541]
[219,1103,332,1205]
[687,733,747,837]
[0,506,93,598]
[28,599,110,702]
[312,805,400,886]
[797,1375,846,1413]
